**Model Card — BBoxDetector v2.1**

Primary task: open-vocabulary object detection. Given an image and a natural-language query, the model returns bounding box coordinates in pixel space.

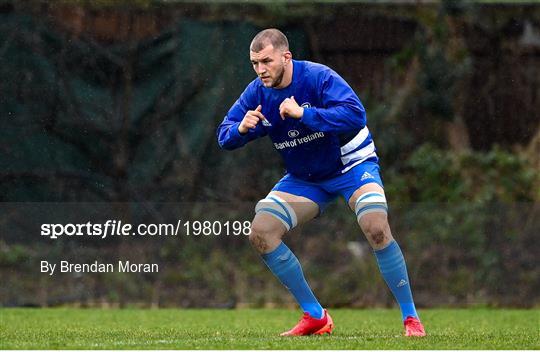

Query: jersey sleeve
[300,69,366,133]
[216,82,267,150]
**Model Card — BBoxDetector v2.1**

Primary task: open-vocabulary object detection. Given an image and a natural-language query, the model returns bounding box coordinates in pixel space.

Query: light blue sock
[374,240,418,320]
[261,242,323,319]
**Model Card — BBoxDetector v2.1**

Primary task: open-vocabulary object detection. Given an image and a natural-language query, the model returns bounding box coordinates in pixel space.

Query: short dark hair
[250,28,289,52]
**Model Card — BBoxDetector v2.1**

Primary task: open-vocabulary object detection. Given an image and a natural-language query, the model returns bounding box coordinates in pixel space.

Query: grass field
[0,308,538,349]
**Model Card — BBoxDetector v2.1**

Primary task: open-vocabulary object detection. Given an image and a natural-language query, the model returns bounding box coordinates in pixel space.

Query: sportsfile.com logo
[40,220,251,239]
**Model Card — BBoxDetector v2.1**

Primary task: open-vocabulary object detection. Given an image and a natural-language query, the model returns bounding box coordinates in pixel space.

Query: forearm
[300,104,366,133]
[217,121,249,150]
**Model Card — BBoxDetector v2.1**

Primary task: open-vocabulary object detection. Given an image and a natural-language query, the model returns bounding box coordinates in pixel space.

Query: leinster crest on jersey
[288,130,300,138]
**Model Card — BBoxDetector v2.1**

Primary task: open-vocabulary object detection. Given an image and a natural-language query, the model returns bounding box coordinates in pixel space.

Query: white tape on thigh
[255,194,298,231]
[355,191,388,220]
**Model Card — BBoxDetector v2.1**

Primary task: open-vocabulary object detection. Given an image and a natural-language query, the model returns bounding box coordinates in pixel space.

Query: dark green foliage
[0,13,304,202]
[391,144,536,203]
[0,6,538,309]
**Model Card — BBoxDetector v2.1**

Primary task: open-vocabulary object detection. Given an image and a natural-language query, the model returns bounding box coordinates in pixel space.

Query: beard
[269,65,285,88]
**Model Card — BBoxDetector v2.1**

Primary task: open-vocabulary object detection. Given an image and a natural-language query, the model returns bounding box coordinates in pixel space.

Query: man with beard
[217,28,426,337]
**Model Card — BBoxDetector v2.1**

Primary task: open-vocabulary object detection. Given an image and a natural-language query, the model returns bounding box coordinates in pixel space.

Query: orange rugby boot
[404,316,426,337]
[280,309,334,336]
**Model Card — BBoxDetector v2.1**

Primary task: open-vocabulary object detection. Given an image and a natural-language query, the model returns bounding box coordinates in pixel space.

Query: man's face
[250,44,288,88]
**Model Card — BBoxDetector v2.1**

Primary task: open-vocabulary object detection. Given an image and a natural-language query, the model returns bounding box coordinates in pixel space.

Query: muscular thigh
[250,191,319,253]
[253,191,319,233]
[271,191,320,225]
[348,182,385,211]
[348,182,393,249]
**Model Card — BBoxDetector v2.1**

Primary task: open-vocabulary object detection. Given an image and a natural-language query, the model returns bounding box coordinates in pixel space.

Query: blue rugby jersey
[217,60,378,181]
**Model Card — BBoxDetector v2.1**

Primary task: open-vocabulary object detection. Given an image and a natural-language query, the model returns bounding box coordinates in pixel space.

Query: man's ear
[283,51,292,64]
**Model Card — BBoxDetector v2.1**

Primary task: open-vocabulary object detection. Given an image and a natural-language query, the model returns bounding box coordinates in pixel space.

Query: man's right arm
[217,85,267,150]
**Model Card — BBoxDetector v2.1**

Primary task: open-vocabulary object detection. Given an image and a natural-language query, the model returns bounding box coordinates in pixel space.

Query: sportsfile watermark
[41,220,252,239]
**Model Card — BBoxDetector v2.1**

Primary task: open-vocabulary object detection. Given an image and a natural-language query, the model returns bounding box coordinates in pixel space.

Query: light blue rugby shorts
[272,160,383,212]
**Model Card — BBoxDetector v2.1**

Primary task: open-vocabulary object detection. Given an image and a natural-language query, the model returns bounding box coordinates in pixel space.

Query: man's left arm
[280,70,366,133]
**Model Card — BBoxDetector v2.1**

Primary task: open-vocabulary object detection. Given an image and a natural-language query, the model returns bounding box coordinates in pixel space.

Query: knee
[248,221,283,254]
[361,218,392,248]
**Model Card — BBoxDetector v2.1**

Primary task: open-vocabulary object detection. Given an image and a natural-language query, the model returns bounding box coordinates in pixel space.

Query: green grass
[0,308,538,349]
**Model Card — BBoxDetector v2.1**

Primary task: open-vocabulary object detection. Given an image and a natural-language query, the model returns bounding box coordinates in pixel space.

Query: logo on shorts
[361,172,374,181]
[288,130,300,138]
[301,102,311,108]
[262,119,272,127]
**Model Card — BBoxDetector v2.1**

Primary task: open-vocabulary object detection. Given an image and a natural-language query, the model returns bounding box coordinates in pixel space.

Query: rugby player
[217,28,426,337]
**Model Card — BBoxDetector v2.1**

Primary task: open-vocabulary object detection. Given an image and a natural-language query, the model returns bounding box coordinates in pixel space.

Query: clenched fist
[279,96,304,120]
[238,105,266,134]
